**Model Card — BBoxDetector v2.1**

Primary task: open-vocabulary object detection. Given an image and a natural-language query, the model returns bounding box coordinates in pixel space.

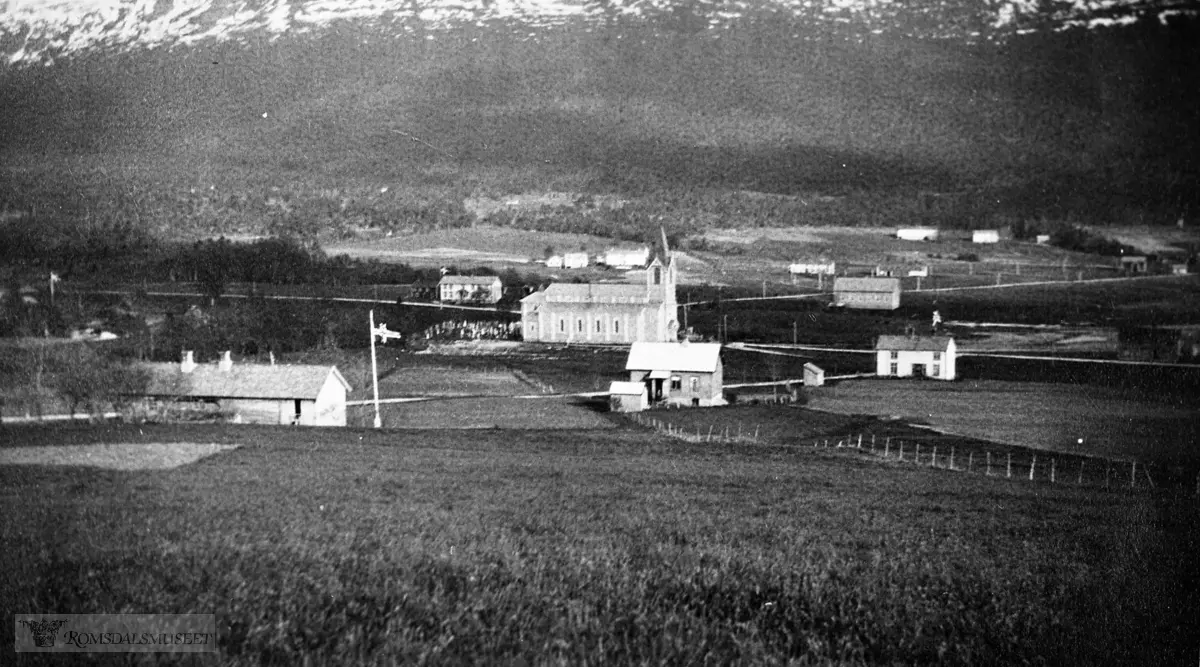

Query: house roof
[141,363,351,400]
[439,275,501,285]
[626,342,721,373]
[524,282,650,303]
[609,381,646,395]
[875,335,954,352]
[834,277,901,292]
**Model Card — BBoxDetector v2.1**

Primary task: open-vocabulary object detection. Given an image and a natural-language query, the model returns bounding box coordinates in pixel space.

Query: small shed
[875,335,956,381]
[972,230,1000,244]
[626,341,725,407]
[1036,234,1052,245]
[141,351,352,425]
[803,362,825,387]
[562,252,590,269]
[833,277,901,310]
[789,261,836,276]
[896,228,939,242]
[608,381,649,412]
[1120,256,1148,274]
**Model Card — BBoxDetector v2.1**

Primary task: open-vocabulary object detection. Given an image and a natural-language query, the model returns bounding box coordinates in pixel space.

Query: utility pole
[793,320,797,346]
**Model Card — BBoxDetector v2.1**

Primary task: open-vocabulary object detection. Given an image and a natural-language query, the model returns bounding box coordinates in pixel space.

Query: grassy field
[805,379,1200,466]
[2,422,1198,665]
[349,396,616,430]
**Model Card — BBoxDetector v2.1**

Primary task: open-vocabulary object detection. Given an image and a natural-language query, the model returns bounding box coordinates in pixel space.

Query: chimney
[181,350,196,373]
[219,350,233,372]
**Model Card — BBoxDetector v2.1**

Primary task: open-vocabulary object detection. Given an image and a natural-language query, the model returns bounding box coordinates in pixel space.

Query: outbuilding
[833,277,901,310]
[439,275,503,303]
[803,362,825,387]
[625,341,725,407]
[972,229,1000,244]
[608,381,649,412]
[141,351,352,425]
[896,228,939,242]
[875,335,956,380]
[1120,256,1148,274]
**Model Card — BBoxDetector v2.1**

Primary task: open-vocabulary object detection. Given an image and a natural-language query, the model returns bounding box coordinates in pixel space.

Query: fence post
[1143,466,1154,489]
[986,451,991,476]
[1105,462,1111,490]
[871,434,876,450]
[916,443,921,465]
[950,447,955,471]
[707,425,714,442]
[931,446,937,468]
[1006,452,1012,479]
[968,451,973,474]
[1130,461,1136,489]
[1078,460,1085,485]
[884,439,890,458]
[1029,454,1036,482]
[899,442,904,462]
[857,434,863,449]
[1051,458,1056,484]
[754,426,759,442]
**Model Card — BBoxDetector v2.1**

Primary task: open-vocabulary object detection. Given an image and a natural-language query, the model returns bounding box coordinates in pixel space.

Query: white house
[875,335,956,380]
[439,275,503,304]
[789,261,836,276]
[562,252,590,269]
[896,228,940,242]
[626,341,724,407]
[972,230,1000,244]
[608,381,649,412]
[141,351,352,425]
[833,277,901,310]
[604,247,650,269]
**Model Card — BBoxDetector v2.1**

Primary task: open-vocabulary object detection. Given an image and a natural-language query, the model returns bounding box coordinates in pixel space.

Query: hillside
[0,7,1198,246]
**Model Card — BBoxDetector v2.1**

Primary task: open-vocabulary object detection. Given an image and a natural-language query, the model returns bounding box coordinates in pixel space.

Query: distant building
[1036,234,1052,244]
[604,247,650,269]
[521,252,678,343]
[545,255,564,269]
[1171,263,1190,276]
[907,266,929,277]
[1120,256,1149,274]
[896,228,939,242]
[803,362,825,387]
[439,275,503,304]
[140,351,351,425]
[875,335,956,380]
[562,252,590,269]
[608,381,649,412]
[972,230,1000,244]
[833,277,901,310]
[625,341,724,407]
[789,261,836,276]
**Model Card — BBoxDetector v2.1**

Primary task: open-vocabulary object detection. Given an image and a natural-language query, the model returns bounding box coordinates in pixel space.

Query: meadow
[1,422,1197,665]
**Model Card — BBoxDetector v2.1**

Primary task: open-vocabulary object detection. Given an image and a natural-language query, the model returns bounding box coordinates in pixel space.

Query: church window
[653,267,662,285]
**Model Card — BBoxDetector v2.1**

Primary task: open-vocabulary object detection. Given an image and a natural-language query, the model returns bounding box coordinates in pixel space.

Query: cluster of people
[420,319,521,341]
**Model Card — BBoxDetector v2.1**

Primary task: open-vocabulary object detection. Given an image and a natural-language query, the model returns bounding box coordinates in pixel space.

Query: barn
[875,335,956,380]
[625,341,725,407]
[439,275,503,304]
[608,381,649,412]
[141,351,352,426]
[833,277,901,310]
[972,230,1000,244]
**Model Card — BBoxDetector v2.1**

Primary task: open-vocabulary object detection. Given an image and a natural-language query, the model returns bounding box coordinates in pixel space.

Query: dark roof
[626,342,721,373]
[142,363,350,400]
[439,275,501,286]
[524,282,651,303]
[875,335,954,352]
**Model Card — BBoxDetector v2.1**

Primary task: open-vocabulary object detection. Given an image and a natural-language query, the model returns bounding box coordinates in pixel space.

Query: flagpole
[370,309,381,428]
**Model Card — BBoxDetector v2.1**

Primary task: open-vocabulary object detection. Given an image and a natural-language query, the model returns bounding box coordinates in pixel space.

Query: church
[520,246,678,344]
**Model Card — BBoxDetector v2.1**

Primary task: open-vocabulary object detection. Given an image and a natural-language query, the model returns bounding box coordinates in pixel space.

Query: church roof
[875,335,954,352]
[523,282,652,303]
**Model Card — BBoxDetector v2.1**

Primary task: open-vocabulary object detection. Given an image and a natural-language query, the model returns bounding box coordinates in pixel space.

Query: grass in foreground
[1,423,1198,665]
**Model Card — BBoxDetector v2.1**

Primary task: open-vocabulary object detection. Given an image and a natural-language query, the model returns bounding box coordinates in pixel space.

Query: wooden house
[833,277,901,310]
[141,351,351,425]
[875,335,956,380]
[439,275,503,304]
[625,341,724,407]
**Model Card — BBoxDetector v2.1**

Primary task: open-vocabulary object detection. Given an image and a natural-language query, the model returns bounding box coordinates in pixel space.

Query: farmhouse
[625,341,724,407]
[896,228,940,242]
[604,247,650,269]
[608,381,649,412]
[972,230,1000,244]
[789,261,836,276]
[875,335,956,380]
[833,277,901,310]
[521,251,678,343]
[562,252,590,269]
[439,275,503,304]
[141,351,351,425]
[1120,256,1148,274]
